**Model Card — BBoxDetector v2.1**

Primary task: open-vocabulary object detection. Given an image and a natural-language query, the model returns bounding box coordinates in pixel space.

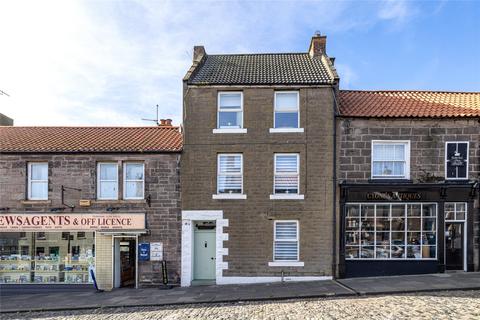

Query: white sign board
[150,242,163,261]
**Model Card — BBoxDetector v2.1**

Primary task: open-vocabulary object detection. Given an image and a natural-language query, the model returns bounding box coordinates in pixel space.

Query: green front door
[193,229,216,280]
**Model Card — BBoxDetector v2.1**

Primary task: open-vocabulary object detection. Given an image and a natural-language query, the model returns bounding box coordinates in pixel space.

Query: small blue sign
[139,243,150,261]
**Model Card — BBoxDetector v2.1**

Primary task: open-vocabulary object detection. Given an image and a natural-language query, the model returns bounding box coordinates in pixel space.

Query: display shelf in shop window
[34,255,61,283]
[0,255,33,284]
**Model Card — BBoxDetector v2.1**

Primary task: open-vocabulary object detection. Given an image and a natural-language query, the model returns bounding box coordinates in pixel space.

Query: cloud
[0,0,422,126]
[335,63,358,89]
[377,0,417,25]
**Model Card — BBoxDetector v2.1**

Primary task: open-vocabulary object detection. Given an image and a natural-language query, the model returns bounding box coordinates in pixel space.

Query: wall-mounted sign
[366,192,421,201]
[450,152,465,167]
[0,213,145,231]
[138,243,150,261]
[150,242,163,261]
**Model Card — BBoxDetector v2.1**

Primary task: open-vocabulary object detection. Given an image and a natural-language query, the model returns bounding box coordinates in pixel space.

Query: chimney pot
[193,46,206,63]
[159,119,172,127]
[309,32,327,58]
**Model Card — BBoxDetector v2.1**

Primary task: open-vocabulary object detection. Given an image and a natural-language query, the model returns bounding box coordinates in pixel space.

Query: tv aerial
[142,104,160,126]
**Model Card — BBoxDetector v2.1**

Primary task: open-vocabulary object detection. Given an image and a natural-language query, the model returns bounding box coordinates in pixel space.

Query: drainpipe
[331,86,339,278]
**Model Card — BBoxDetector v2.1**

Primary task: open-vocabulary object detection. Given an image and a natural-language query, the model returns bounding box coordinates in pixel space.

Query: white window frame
[371,140,410,180]
[97,162,119,200]
[344,203,438,261]
[270,153,303,200]
[269,220,303,266]
[123,162,145,200]
[213,153,246,199]
[270,91,303,133]
[213,92,246,133]
[27,162,48,200]
[445,141,469,180]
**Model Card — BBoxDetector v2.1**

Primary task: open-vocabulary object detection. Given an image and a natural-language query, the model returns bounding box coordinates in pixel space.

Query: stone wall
[182,85,337,278]
[338,118,480,182]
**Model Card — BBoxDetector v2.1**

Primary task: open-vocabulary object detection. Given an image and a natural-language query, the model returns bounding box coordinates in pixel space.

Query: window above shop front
[445,142,469,180]
[123,163,145,200]
[27,162,48,200]
[97,163,118,200]
[371,141,410,179]
[345,203,437,260]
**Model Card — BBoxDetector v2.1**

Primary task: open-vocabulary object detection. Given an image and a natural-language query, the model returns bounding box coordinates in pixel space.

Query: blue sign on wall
[138,243,150,261]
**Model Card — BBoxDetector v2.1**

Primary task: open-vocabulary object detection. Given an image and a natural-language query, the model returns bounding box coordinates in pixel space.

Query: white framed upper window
[371,141,410,179]
[274,154,299,194]
[97,163,118,200]
[123,163,145,200]
[217,154,243,195]
[28,162,48,200]
[273,220,299,262]
[445,202,467,221]
[274,91,299,129]
[445,142,469,180]
[217,92,243,129]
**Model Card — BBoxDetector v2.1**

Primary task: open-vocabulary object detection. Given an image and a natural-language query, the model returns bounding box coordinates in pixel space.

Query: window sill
[270,194,304,200]
[269,128,304,133]
[213,128,247,134]
[268,261,304,267]
[92,199,147,204]
[21,200,51,205]
[212,194,247,200]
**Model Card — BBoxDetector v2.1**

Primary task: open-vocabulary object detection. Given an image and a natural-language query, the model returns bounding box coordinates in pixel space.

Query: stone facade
[338,118,480,182]
[0,152,181,288]
[181,86,338,282]
[338,117,480,274]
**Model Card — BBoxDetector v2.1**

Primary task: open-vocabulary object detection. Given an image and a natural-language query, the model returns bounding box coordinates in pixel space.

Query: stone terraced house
[0,125,182,290]
[337,90,480,277]
[180,34,341,286]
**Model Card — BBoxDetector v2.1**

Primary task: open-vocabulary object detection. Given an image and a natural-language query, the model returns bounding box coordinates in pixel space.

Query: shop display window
[0,232,95,284]
[345,203,437,260]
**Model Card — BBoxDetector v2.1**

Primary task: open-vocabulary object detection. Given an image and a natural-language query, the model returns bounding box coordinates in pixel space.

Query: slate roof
[0,126,182,153]
[339,90,480,118]
[188,53,335,85]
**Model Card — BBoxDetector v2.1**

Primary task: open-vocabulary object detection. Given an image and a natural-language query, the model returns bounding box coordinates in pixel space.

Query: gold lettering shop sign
[366,192,421,201]
[0,213,145,231]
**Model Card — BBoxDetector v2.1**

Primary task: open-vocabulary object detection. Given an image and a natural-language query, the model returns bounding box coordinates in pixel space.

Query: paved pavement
[3,290,480,319]
[338,272,480,295]
[1,272,480,314]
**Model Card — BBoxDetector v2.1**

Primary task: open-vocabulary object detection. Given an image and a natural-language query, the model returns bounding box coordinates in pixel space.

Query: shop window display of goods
[0,232,95,284]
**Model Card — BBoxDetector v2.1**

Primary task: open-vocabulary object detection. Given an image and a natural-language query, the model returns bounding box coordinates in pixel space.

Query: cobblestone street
[3,290,480,320]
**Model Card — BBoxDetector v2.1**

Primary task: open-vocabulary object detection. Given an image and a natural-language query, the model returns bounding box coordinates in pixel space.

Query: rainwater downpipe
[331,86,339,278]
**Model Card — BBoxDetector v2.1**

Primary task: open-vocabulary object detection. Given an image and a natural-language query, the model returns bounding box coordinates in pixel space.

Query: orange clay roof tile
[0,126,182,153]
[339,90,480,118]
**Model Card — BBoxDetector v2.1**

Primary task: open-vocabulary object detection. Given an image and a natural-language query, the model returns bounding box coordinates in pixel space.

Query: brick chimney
[308,31,327,58]
[193,46,206,63]
[159,119,172,127]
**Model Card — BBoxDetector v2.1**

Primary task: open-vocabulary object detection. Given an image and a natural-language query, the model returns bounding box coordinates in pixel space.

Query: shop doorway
[193,221,216,284]
[445,223,465,270]
[114,237,137,288]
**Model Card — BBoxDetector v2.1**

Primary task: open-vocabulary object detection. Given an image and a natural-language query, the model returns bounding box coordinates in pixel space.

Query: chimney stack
[308,31,327,58]
[193,46,206,63]
[159,119,172,127]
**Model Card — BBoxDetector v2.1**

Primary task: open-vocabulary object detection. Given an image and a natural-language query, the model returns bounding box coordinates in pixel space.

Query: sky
[0,0,479,126]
